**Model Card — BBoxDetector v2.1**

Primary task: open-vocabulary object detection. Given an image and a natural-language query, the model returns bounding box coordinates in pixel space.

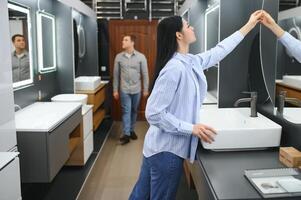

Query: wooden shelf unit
[76,82,108,131]
[66,105,94,166]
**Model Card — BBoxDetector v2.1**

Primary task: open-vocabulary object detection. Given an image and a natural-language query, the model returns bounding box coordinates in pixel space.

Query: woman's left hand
[240,10,263,36]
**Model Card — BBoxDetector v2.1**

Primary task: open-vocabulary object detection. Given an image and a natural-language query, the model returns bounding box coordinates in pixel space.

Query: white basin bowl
[75,76,101,91]
[274,107,301,124]
[199,107,282,151]
[283,75,301,90]
[203,92,218,105]
[51,94,88,105]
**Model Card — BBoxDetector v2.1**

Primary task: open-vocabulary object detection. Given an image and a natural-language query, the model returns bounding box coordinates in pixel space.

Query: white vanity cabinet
[66,105,94,166]
[0,152,21,200]
[82,105,94,164]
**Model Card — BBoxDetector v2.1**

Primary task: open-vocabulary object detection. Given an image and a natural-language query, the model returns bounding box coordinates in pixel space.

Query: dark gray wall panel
[219,0,258,107]
[53,1,74,93]
[260,0,278,105]
[73,11,99,77]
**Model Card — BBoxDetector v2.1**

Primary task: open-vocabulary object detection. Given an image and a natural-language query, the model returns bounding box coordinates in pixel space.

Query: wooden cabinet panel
[109,20,158,120]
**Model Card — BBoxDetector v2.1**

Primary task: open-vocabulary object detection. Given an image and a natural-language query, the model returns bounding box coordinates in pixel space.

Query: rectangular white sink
[15,102,81,132]
[199,106,282,151]
[283,75,301,90]
[203,92,218,105]
[274,107,301,124]
[75,76,101,91]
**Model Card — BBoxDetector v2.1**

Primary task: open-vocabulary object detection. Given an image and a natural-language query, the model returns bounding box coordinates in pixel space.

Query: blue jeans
[120,91,141,136]
[129,152,184,200]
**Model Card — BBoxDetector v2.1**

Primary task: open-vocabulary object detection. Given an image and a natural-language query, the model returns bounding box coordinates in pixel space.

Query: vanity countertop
[0,152,19,171]
[193,146,301,200]
[15,102,81,132]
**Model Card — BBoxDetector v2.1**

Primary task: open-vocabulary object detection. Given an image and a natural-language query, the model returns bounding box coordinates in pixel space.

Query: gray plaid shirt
[113,50,149,94]
[11,50,30,83]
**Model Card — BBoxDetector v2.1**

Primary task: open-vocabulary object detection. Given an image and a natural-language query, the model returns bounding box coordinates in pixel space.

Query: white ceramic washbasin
[75,76,101,91]
[274,107,301,124]
[51,94,88,105]
[199,106,282,151]
[15,102,81,132]
[203,92,218,105]
[283,75,301,90]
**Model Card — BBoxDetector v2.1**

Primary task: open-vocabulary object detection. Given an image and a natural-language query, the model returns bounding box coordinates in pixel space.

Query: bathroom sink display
[274,107,301,124]
[75,76,101,91]
[51,94,88,105]
[199,106,282,151]
[283,75,301,90]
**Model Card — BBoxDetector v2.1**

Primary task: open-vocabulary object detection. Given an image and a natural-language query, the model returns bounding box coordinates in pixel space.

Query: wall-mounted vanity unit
[15,102,82,182]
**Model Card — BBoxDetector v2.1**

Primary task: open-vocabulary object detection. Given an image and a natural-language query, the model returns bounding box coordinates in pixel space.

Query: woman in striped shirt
[129,11,263,200]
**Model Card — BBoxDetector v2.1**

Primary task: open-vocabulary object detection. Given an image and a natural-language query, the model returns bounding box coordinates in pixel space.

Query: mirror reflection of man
[11,34,30,83]
[113,35,149,145]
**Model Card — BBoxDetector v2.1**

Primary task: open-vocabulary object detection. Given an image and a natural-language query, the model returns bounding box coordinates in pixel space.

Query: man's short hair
[124,34,136,43]
[12,34,25,42]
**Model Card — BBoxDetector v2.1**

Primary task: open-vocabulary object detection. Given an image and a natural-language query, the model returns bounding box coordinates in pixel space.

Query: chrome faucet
[234,91,258,117]
[277,91,301,115]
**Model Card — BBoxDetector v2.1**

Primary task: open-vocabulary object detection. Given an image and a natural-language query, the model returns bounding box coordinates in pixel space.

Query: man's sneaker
[130,131,138,140]
[119,134,130,145]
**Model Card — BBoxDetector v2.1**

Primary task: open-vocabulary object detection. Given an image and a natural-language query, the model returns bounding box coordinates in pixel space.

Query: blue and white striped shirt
[143,31,244,163]
[279,31,301,63]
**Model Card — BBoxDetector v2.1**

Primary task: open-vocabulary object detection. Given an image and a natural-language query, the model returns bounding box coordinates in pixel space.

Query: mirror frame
[77,24,86,58]
[204,4,220,52]
[8,2,34,89]
[36,11,57,73]
[181,8,190,24]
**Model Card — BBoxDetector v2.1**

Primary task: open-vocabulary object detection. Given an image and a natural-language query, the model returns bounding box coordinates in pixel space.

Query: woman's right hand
[192,124,217,144]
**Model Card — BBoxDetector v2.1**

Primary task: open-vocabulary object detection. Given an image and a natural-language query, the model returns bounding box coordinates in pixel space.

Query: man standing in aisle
[113,35,149,145]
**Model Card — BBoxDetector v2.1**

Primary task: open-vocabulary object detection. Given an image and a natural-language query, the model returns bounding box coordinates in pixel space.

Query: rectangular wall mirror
[204,4,220,104]
[8,2,34,89]
[274,11,301,124]
[37,11,56,73]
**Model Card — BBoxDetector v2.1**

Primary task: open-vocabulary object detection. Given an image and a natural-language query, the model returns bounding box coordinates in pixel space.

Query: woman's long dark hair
[150,16,183,91]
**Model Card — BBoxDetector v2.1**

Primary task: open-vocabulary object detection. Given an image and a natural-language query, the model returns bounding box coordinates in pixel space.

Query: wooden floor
[77,121,148,200]
[77,121,198,200]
